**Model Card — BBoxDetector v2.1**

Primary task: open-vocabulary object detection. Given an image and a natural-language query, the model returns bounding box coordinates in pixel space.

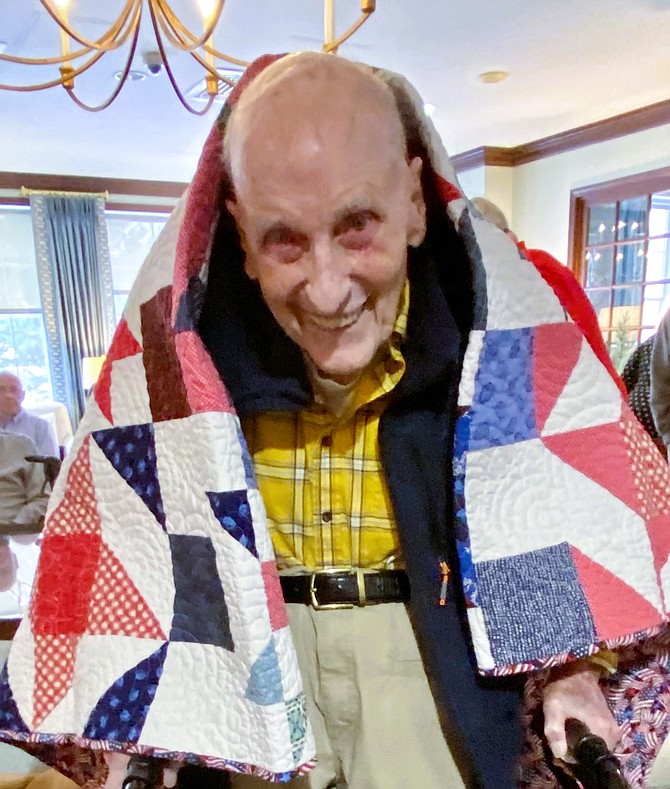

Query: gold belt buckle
[309,567,368,610]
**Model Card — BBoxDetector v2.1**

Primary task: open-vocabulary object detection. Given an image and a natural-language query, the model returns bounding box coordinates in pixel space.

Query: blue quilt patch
[207,489,257,559]
[169,534,234,650]
[83,643,168,742]
[286,693,308,765]
[453,413,479,607]
[0,664,29,734]
[246,637,282,706]
[467,328,537,452]
[476,542,596,665]
[93,424,166,530]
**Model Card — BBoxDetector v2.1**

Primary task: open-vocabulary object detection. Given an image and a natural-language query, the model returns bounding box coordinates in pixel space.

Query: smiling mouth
[305,308,364,332]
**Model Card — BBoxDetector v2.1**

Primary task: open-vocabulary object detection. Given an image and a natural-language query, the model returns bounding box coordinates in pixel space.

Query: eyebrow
[254,199,386,244]
[258,221,305,245]
[332,200,386,227]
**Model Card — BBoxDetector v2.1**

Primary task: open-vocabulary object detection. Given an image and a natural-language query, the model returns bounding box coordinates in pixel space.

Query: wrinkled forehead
[224,54,407,193]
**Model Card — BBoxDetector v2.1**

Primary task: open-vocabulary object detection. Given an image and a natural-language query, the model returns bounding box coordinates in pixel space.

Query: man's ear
[406,156,426,248]
[225,198,256,279]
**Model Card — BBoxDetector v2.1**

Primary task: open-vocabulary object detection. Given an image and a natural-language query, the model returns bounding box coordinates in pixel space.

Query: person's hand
[102,752,180,788]
[542,660,620,761]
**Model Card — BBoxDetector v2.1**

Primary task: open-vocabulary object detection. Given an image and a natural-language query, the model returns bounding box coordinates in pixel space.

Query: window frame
[568,166,670,359]
[0,203,54,403]
[0,173,184,404]
[569,166,670,280]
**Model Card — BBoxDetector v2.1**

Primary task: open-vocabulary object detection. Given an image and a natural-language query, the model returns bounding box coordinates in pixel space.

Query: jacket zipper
[438,558,450,606]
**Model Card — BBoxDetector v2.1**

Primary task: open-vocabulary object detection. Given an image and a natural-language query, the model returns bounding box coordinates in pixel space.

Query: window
[0,206,53,404]
[570,168,670,371]
[107,211,169,322]
[0,204,171,404]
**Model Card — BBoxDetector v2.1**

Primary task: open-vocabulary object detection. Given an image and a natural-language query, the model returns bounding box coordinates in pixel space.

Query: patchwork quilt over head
[1,54,670,787]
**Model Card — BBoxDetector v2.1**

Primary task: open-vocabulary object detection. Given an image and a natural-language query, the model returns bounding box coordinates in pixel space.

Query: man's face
[0,374,24,419]
[228,72,425,383]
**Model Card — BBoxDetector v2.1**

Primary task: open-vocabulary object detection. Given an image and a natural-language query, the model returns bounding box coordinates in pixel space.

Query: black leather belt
[280,569,410,609]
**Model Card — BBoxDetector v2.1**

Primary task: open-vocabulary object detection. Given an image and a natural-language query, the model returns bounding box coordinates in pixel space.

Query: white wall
[512,123,670,263]
[455,165,515,231]
[454,123,670,266]
[456,167,485,202]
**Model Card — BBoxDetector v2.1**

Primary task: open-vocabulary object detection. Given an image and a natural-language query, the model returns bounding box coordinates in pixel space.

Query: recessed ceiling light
[0,42,7,55]
[478,70,508,84]
[423,103,436,117]
[114,70,147,82]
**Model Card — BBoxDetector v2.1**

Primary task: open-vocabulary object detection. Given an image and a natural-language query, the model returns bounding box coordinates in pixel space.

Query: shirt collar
[0,409,24,429]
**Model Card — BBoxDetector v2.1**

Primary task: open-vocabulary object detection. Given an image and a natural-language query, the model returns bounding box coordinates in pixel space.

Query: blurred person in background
[0,372,58,458]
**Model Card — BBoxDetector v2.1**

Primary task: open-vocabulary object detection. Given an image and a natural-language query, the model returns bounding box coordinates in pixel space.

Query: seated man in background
[0,433,48,593]
[0,373,58,458]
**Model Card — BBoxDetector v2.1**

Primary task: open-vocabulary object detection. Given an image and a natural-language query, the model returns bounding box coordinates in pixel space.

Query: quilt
[1,54,669,787]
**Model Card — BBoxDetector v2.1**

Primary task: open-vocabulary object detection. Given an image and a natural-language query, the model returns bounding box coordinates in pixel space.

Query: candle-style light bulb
[54,0,71,60]
[52,0,74,88]
[197,0,219,96]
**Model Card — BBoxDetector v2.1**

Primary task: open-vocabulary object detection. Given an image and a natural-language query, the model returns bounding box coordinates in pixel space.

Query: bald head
[0,371,24,420]
[471,197,510,232]
[224,52,407,196]
[222,52,427,384]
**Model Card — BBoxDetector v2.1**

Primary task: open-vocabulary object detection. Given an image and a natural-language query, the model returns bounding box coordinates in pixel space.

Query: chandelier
[0,0,376,114]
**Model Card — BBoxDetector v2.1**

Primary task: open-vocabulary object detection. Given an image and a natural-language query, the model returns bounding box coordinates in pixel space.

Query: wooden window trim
[569,166,670,279]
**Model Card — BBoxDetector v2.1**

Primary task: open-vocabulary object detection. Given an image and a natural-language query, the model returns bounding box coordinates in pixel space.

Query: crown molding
[450,146,515,172]
[0,171,187,200]
[452,97,670,173]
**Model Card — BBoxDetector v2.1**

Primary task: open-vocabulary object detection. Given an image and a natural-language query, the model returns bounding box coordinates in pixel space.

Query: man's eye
[335,211,379,249]
[262,228,305,262]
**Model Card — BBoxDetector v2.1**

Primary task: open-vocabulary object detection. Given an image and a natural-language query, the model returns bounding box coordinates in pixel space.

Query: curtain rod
[20,186,109,199]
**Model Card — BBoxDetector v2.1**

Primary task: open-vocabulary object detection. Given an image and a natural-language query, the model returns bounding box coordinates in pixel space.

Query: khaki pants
[232,603,465,789]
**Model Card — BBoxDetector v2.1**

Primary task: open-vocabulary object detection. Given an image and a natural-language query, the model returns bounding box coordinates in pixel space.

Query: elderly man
[3,53,670,789]
[0,372,58,458]
[0,433,47,593]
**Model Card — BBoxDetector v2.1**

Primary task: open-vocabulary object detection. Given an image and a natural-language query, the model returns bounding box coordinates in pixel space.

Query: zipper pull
[438,559,450,606]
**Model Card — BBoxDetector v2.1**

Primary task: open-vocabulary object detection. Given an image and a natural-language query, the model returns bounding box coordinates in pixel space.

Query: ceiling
[0,0,669,184]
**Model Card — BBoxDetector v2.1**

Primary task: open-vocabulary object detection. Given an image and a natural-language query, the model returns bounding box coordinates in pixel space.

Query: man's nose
[302,240,351,314]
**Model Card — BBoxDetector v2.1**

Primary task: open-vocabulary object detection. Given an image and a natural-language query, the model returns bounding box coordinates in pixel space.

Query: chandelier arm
[202,43,249,68]
[0,48,108,91]
[152,0,248,66]
[0,1,140,65]
[322,7,375,53]
[63,19,142,112]
[188,49,237,86]
[148,1,218,116]
[39,0,141,52]
[153,0,225,51]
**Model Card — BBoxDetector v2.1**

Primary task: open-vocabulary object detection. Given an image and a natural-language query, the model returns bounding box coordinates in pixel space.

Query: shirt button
[321,435,332,448]
[385,357,403,375]
[321,511,333,522]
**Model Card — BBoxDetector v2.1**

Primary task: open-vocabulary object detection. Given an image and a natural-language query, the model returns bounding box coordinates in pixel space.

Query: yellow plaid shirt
[241,283,409,571]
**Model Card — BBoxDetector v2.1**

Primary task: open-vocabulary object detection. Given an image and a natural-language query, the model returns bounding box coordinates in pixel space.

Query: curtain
[31,194,116,426]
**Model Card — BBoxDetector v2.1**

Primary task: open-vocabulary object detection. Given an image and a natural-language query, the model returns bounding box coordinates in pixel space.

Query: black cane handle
[565,718,629,789]
[121,755,162,789]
